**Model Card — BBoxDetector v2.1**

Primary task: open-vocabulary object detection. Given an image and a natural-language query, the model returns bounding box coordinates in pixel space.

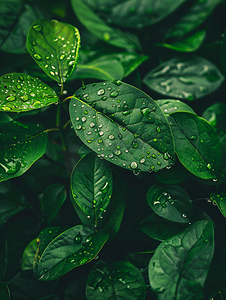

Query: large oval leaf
[146,183,192,223]
[210,193,226,218]
[0,73,58,112]
[69,81,175,173]
[149,220,214,300]
[170,112,221,180]
[70,152,113,226]
[86,260,146,300]
[22,238,38,271]
[26,19,80,83]
[35,225,108,281]
[143,56,224,100]
[156,99,196,116]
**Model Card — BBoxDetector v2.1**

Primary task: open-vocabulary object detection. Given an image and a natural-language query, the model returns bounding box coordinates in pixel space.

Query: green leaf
[219,134,226,182]
[149,220,214,300]
[156,30,206,52]
[70,152,113,226]
[146,183,192,223]
[86,260,146,300]
[0,120,47,182]
[0,282,10,300]
[83,0,187,29]
[0,1,44,54]
[170,112,221,180]
[35,225,108,281]
[42,183,67,225]
[21,238,38,271]
[210,193,226,218]
[166,0,222,38]
[140,213,188,241]
[70,81,175,173]
[26,19,80,83]
[0,181,28,227]
[156,99,196,116]
[0,73,58,112]
[143,56,225,100]
[71,0,140,50]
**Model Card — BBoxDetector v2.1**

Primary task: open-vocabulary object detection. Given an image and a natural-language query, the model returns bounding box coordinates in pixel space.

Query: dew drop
[190,135,197,141]
[113,80,122,86]
[108,134,114,140]
[74,233,82,244]
[207,164,211,170]
[131,161,138,169]
[99,131,104,136]
[60,54,66,60]
[44,268,49,273]
[33,53,42,60]
[115,150,121,155]
[6,95,16,102]
[109,153,113,158]
[101,182,109,194]
[32,24,42,32]
[182,213,187,218]
[110,90,118,98]
[76,125,82,130]
[97,88,105,96]
[122,110,132,116]
[132,142,138,149]
[141,108,151,116]
[156,126,161,133]
[82,117,86,122]
[140,158,145,163]
[50,71,55,76]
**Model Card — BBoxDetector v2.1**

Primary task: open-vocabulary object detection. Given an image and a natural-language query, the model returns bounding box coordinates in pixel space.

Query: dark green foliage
[0,0,226,299]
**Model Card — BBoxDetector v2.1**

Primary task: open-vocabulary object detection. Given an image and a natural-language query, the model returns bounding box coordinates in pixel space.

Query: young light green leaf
[166,0,222,38]
[156,99,196,116]
[42,183,67,225]
[210,193,226,218]
[86,260,146,300]
[170,112,221,180]
[26,19,80,83]
[83,0,187,29]
[0,73,58,112]
[156,30,206,52]
[149,220,214,300]
[71,0,140,50]
[0,282,10,300]
[35,225,108,281]
[146,183,192,223]
[69,81,175,173]
[22,238,38,271]
[143,56,224,100]
[0,120,47,182]
[70,152,113,225]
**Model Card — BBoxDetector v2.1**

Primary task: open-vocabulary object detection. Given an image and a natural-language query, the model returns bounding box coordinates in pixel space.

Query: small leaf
[149,221,214,300]
[22,238,38,271]
[146,183,192,223]
[156,99,196,116]
[0,120,47,182]
[156,30,206,52]
[35,225,108,281]
[170,112,221,180]
[143,55,224,100]
[26,19,80,83]
[71,0,140,50]
[70,153,113,226]
[86,260,146,300]
[42,183,67,225]
[0,73,58,112]
[70,81,175,173]
[0,282,10,300]
[210,193,226,218]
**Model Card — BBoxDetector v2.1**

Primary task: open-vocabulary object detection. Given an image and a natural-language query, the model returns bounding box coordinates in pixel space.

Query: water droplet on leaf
[74,233,82,244]
[97,88,105,96]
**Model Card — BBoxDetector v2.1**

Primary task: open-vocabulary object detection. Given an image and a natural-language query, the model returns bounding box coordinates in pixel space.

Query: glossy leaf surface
[42,183,67,225]
[146,183,192,223]
[143,56,224,100]
[156,99,196,116]
[71,0,140,50]
[210,193,226,218]
[22,238,38,270]
[0,73,58,112]
[83,0,187,29]
[70,81,175,173]
[171,112,221,180]
[149,221,214,300]
[86,260,146,300]
[27,19,80,83]
[35,225,108,281]
[70,152,113,224]
[0,120,47,182]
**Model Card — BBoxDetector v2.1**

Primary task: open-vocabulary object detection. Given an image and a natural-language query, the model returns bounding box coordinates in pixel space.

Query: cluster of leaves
[1,0,226,299]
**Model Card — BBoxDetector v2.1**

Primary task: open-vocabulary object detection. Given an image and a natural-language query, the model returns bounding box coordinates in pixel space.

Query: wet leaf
[166,0,222,38]
[0,281,10,300]
[21,238,38,271]
[146,183,192,223]
[86,260,146,300]
[156,30,206,52]
[26,19,80,83]
[34,225,108,281]
[210,193,226,218]
[0,120,47,182]
[42,183,67,225]
[170,112,221,180]
[71,0,140,50]
[0,1,44,54]
[71,152,113,226]
[70,81,175,173]
[140,213,188,241]
[0,73,58,112]
[149,221,214,300]
[143,56,224,100]
[83,0,187,29]
[156,99,196,116]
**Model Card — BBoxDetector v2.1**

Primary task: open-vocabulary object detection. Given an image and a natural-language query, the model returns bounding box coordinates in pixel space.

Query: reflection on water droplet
[97,88,105,96]
[110,91,118,98]
[182,213,187,218]
[82,117,86,122]
[207,164,211,170]
[132,142,138,149]
[108,134,114,140]
[115,150,121,155]
[0,160,21,175]
[190,135,197,141]
[32,24,42,32]
[101,182,109,194]
[33,53,42,60]
[74,233,82,244]
[113,80,122,86]
[6,96,16,102]
[60,54,66,60]
[131,161,137,169]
